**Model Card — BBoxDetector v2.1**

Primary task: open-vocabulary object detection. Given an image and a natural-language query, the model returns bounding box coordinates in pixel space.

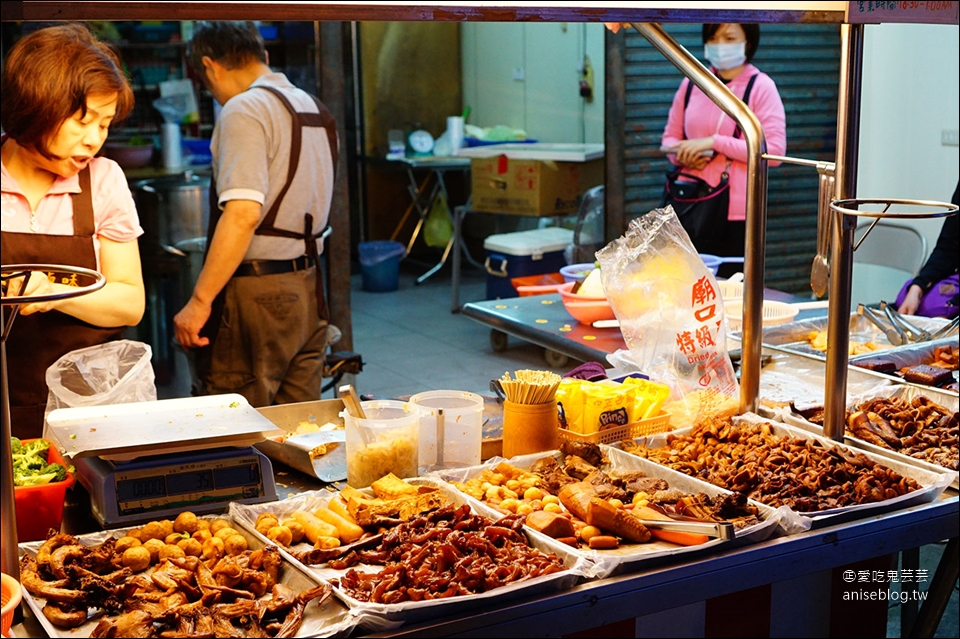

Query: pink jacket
[661,64,787,222]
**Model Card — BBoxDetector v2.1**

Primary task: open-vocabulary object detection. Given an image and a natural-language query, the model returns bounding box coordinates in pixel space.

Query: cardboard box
[470,156,604,216]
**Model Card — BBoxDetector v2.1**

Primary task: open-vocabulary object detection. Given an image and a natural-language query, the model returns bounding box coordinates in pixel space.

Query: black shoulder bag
[660,75,758,251]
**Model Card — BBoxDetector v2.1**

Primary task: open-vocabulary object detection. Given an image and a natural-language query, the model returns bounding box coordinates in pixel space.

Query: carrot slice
[649,528,710,546]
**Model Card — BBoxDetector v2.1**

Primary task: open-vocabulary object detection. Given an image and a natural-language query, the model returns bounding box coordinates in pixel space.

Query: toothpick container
[502,400,558,458]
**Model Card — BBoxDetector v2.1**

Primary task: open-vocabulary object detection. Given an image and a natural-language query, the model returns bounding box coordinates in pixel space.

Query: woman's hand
[675,137,714,170]
[5,271,58,315]
[897,284,924,316]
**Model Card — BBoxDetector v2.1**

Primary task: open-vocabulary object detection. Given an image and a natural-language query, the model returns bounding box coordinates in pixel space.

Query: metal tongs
[857,304,904,346]
[929,316,960,341]
[633,518,736,541]
[879,301,932,343]
[338,384,366,419]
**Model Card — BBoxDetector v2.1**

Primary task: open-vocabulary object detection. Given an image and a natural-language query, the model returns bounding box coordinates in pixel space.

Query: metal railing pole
[630,22,768,413]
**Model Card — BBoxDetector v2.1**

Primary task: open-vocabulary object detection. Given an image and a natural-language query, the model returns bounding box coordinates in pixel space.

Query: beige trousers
[201,267,327,407]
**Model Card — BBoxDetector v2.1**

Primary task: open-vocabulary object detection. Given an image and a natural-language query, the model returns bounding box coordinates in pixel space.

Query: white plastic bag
[595,206,739,428]
[44,340,157,419]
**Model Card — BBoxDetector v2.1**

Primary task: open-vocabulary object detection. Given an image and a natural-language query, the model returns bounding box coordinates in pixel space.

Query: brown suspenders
[251,85,339,321]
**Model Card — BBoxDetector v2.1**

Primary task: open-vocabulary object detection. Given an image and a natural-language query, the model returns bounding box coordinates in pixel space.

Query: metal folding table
[386,156,473,285]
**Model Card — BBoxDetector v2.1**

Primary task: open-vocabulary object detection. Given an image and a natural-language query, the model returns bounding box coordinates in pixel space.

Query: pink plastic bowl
[558,281,616,325]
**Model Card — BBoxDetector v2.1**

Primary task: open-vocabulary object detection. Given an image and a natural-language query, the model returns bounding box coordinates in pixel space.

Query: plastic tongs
[633,518,736,541]
[879,301,932,343]
[857,304,904,346]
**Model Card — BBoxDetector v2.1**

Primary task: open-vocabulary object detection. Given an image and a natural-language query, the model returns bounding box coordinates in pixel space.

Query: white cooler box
[483,227,573,300]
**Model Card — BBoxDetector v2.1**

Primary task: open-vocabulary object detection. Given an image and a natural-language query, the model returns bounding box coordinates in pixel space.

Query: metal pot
[133,171,210,251]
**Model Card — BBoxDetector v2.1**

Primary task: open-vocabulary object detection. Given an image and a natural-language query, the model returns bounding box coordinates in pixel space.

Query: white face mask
[704,42,747,71]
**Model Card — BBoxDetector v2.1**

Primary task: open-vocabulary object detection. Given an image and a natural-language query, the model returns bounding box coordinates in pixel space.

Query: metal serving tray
[848,337,959,394]
[255,399,347,483]
[627,414,954,529]
[18,513,358,638]
[430,450,782,580]
[732,314,953,361]
[754,347,893,411]
[780,383,959,489]
[230,480,588,631]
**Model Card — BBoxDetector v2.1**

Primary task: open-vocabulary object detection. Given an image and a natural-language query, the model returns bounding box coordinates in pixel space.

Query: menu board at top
[847,1,959,24]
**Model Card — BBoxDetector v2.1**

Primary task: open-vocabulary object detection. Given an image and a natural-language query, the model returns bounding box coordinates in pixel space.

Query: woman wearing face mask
[1,24,145,439]
[661,23,787,277]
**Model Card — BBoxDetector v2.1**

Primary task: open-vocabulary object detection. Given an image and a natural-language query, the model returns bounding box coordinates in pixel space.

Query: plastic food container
[1,573,22,637]
[512,272,565,296]
[559,262,596,283]
[724,299,799,332]
[14,438,75,542]
[344,400,419,488]
[409,390,484,473]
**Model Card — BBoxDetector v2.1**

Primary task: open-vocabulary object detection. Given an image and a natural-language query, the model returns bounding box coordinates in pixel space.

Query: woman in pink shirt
[1,24,145,438]
[661,23,787,278]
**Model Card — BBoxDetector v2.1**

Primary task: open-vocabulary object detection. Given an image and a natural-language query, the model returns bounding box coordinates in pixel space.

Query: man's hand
[675,137,714,170]
[174,295,213,349]
[897,284,924,316]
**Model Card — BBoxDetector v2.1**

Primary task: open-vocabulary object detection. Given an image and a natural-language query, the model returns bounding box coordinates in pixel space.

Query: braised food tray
[778,384,959,489]
[623,414,953,528]
[430,449,783,579]
[230,481,588,630]
[18,514,357,638]
[733,314,952,361]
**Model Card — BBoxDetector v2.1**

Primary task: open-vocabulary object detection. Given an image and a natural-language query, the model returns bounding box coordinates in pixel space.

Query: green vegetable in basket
[11,437,74,486]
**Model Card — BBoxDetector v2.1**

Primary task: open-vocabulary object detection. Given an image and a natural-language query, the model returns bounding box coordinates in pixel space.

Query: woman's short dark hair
[702,23,762,63]
[187,21,266,76]
[1,23,134,159]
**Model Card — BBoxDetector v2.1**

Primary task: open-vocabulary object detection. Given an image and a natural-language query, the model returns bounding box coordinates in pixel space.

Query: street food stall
[1,2,958,638]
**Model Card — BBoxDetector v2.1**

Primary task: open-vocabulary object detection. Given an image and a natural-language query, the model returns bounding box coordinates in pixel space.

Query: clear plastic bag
[44,340,157,420]
[595,206,738,428]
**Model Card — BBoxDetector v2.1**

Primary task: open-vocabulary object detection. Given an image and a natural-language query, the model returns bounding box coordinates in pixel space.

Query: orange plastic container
[13,438,75,542]
[1,573,22,637]
[511,272,565,297]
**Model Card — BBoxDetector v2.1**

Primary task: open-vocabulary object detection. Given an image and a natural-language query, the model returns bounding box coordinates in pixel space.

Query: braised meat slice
[583,469,629,502]
[531,456,577,494]
[563,455,599,480]
[608,470,669,496]
[559,440,605,467]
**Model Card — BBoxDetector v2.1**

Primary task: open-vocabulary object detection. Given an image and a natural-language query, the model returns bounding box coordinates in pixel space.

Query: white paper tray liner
[230,479,589,631]
[18,513,358,639]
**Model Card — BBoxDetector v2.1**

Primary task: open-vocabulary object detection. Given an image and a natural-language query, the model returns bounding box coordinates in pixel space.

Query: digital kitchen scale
[75,446,276,527]
[46,393,283,527]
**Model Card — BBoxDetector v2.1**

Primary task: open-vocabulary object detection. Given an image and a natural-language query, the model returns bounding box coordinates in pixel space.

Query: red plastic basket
[14,438,75,542]
[512,272,565,297]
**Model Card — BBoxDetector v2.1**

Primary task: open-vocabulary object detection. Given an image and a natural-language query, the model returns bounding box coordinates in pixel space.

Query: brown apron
[1,167,125,439]
[195,85,339,379]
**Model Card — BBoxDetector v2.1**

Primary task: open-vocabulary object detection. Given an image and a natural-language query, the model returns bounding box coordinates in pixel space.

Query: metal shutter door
[621,23,840,295]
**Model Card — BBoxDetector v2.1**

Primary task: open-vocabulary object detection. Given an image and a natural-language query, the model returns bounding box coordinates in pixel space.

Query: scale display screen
[112,452,265,516]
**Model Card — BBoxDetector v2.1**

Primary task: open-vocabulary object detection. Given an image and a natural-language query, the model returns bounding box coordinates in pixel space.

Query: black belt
[233,255,315,277]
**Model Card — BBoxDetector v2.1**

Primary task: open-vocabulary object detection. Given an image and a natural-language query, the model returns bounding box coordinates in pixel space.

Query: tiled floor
[347,262,571,400]
[156,259,958,639]
[157,260,572,402]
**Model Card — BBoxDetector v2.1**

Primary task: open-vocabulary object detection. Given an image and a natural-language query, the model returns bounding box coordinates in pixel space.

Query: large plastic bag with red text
[595,206,738,428]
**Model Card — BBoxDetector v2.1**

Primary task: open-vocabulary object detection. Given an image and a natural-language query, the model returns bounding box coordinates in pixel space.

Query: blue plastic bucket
[359,241,406,292]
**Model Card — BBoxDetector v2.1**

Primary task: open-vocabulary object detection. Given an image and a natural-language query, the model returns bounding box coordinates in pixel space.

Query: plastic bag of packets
[556,377,671,440]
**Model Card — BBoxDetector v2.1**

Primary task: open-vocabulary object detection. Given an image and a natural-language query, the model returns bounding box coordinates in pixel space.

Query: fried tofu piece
[370,473,420,500]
